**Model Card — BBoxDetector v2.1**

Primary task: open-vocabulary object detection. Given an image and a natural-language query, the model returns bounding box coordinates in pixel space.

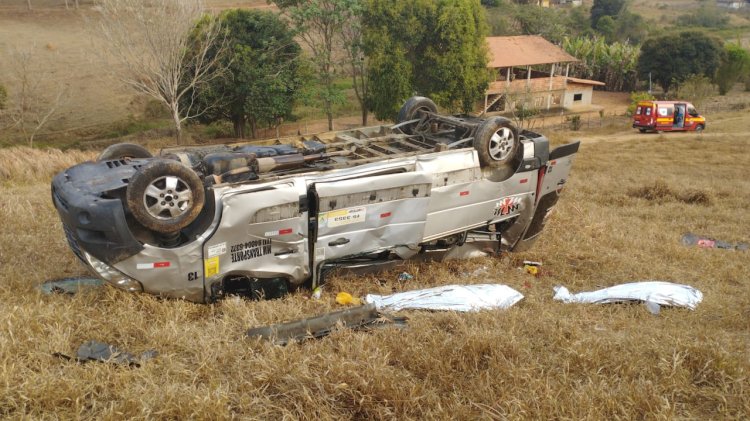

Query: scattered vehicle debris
[52,96,579,303]
[552,281,703,310]
[397,272,414,281]
[365,284,524,312]
[39,277,104,295]
[246,304,406,345]
[523,261,541,276]
[311,286,323,300]
[54,340,157,367]
[681,233,748,251]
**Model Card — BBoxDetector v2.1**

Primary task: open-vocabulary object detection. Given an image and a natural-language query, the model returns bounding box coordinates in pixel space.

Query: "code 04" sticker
[319,207,366,228]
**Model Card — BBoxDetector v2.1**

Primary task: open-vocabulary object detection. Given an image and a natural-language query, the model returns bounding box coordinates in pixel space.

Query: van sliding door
[312,172,432,266]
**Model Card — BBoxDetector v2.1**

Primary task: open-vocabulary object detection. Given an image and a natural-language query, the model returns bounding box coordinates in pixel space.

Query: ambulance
[633,101,705,133]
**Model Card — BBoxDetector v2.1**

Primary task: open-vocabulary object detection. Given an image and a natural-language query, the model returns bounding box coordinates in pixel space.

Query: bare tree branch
[93,0,228,144]
[4,46,69,148]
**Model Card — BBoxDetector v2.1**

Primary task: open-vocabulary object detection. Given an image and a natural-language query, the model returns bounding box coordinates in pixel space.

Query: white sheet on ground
[552,281,703,310]
[365,284,524,312]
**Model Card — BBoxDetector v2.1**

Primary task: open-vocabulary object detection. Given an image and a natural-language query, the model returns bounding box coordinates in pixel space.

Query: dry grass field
[1,109,749,419]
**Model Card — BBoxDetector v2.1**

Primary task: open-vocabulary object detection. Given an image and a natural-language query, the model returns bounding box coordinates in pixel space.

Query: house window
[573,93,583,101]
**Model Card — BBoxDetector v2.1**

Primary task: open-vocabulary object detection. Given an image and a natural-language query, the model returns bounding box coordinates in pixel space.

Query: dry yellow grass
[0,147,97,184]
[0,111,749,419]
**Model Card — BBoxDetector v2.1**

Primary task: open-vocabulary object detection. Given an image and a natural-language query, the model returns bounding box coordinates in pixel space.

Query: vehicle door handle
[274,249,296,256]
[328,238,350,246]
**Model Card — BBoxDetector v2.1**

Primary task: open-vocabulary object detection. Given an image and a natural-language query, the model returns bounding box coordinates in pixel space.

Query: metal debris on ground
[552,281,703,311]
[681,232,748,251]
[246,304,406,345]
[53,340,158,367]
[365,284,524,312]
[39,277,105,295]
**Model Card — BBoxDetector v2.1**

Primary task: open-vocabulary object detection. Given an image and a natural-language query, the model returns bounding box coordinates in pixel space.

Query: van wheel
[98,143,152,161]
[638,128,647,133]
[126,159,205,233]
[695,124,704,132]
[396,96,437,134]
[474,117,519,169]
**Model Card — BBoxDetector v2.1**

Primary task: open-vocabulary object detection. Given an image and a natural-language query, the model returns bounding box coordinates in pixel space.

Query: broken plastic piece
[365,284,524,312]
[39,277,105,295]
[552,281,703,310]
[246,304,406,345]
[524,265,539,276]
[312,286,323,300]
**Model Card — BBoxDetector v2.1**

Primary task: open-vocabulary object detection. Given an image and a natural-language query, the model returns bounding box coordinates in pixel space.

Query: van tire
[98,143,152,161]
[126,159,205,233]
[473,117,519,169]
[396,96,438,134]
[695,124,704,132]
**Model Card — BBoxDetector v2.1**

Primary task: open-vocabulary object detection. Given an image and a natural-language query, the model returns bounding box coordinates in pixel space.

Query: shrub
[676,74,717,107]
[144,99,170,119]
[568,115,582,131]
[627,91,655,116]
[0,83,7,110]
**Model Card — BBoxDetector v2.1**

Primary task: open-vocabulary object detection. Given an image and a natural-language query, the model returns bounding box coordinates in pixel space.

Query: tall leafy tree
[637,31,724,93]
[272,0,358,131]
[715,43,750,95]
[363,0,490,120]
[590,0,625,29]
[190,9,302,138]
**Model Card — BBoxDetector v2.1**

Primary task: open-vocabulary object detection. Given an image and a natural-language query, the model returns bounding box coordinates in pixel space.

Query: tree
[272,0,358,131]
[94,0,227,144]
[513,4,572,44]
[363,0,490,120]
[637,31,724,93]
[4,46,68,147]
[612,11,647,44]
[563,36,639,92]
[187,9,303,138]
[715,43,750,95]
[339,2,370,125]
[590,0,624,29]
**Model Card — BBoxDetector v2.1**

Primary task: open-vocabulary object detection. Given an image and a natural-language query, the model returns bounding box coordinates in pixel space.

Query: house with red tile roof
[482,35,604,115]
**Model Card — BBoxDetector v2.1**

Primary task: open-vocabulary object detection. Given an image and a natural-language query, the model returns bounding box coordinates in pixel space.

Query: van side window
[688,106,698,116]
[658,107,670,117]
[636,106,642,115]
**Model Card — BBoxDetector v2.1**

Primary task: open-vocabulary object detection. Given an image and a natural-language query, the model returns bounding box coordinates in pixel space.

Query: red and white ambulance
[633,101,706,133]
